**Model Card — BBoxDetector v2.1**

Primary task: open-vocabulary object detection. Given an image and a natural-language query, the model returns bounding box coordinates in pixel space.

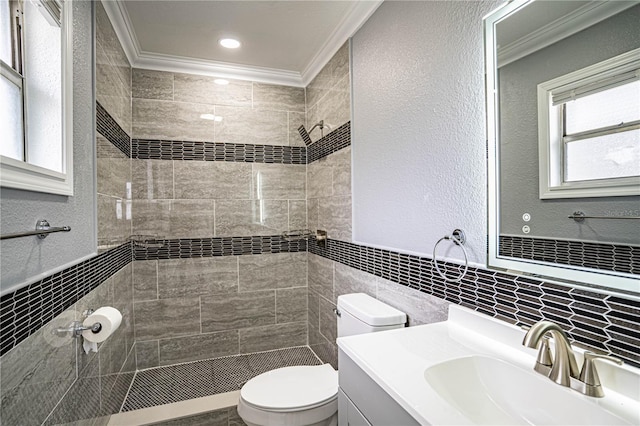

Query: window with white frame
[0,0,73,195]
[537,48,640,199]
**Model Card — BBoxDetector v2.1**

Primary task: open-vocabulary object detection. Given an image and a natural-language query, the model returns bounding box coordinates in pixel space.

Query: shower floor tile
[121,346,322,411]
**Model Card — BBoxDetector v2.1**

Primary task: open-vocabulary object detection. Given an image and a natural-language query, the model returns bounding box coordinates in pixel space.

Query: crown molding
[100,0,140,66]
[135,52,305,87]
[100,0,382,88]
[300,0,383,86]
[498,1,638,68]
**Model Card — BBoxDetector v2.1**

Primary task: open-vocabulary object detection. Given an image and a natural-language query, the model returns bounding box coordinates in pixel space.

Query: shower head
[297,125,313,146]
[298,120,330,145]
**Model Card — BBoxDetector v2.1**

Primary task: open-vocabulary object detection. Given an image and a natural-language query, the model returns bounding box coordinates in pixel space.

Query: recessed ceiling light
[219,38,241,49]
[214,79,229,85]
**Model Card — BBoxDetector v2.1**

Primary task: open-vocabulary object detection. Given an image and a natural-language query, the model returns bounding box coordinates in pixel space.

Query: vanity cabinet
[338,349,420,426]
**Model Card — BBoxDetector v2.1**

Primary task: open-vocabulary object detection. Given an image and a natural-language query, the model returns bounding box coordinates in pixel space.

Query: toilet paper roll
[82,306,122,343]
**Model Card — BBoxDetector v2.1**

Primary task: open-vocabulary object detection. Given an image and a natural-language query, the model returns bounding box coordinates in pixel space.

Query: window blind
[552,68,640,106]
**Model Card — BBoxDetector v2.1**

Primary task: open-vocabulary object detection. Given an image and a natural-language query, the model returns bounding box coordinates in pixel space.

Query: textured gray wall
[0,0,96,293]
[351,1,499,264]
[499,6,640,244]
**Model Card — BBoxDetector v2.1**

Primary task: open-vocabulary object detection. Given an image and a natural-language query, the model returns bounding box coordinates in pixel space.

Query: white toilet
[237,293,407,426]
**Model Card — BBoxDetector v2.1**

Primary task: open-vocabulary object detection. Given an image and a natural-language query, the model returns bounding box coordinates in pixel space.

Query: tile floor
[122,346,322,411]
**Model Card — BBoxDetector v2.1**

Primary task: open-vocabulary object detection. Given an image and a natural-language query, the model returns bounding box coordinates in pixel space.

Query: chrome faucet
[523,321,579,387]
[523,320,623,397]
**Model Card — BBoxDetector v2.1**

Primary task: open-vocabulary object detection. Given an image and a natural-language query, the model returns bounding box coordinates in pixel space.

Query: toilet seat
[240,364,338,412]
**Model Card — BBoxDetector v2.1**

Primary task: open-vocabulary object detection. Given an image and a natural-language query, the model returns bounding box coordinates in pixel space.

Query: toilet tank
[337,293,407,338]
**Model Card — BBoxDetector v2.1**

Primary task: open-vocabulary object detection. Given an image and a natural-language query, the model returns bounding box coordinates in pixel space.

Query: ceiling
[104,0,382,86]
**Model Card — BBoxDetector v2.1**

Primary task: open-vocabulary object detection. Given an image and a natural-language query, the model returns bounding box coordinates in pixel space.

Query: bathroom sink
[423,355,631,425]
[338,305,640,425]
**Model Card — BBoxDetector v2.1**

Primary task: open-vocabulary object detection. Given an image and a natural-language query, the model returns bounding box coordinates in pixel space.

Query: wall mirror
[485,0,640,295]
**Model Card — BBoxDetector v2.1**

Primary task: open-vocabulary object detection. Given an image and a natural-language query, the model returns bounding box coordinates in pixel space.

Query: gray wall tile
[133,260,158,301]
[0,309,77,425]
[239,322,307,353]
[307,74,350,143]
[133,99,215,141]
[135,340,160,370]
[252,163,306,200]
[307,161,333,199]
[201,291,275,332]
[319,297,337,344]
[158,257,238,299]
[97,194,130,248]
[134,298,201,341]
[334,262,377,300]
[96,41,131,135]
[132,159,174,200]
[308,290,320,328]
[133,200,214,239]
[308,253,334,301]
[376,278,449,326]
[253,83,305,112]
[288,111,307,147]
[318,196,352,242]
[238,252,307,292]
[289,200,308,230]
[331,147,351,196]
[306,62,333,112]
[158,331,239,365]
[132,69,173,100]
[174,73,251,107]
[215,106,288,146]
[277,287,308,323]
[174,161,251,200]
[215,199,288,237]
[307,198,319,232]
[330,42,350,81]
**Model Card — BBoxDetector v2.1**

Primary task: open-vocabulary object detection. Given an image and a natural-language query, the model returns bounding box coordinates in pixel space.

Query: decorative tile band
[132,139,307,164]
[0,243,132,356]
[96,102,131,158]
[309,238,640,367]
[307,121,351,163]
[98,100,351,166]
[500,235,639,275]
[133,236,308,260]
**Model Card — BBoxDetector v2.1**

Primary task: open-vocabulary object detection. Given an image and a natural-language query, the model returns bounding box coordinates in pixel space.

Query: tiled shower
[1,2,639,426]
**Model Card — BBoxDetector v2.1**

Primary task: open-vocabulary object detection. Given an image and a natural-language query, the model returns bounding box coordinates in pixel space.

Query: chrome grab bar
[1,219,71,240]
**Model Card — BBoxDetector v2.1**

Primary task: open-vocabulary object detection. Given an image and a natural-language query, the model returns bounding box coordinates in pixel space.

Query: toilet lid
[241,364,338,410]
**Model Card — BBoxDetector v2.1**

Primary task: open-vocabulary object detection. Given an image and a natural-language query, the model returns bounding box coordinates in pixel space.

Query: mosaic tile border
[98,101,351,165]
[96,102,131,158]
[500,235,639,275]
[132,139,307,164]
[122,346,321,411]
[0,243,132,356]
[133,236,307,261]
[309,238,640,367]
[307,121,351,163]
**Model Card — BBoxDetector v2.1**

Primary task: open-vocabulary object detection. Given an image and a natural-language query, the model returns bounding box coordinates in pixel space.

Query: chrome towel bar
[568,211,640,222]
[0,219,71,240]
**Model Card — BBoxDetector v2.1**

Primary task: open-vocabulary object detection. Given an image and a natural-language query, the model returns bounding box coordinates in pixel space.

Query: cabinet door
[339,388,372,426]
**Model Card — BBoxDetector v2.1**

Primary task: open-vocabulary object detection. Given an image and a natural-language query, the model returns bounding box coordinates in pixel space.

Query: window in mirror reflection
[538,49,640,198]
[564,81,640,182]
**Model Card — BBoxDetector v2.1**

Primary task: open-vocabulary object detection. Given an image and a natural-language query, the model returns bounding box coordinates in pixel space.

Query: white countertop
[337,305,640,425]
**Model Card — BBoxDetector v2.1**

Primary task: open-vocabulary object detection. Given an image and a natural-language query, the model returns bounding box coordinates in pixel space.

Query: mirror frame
[484,0,640,296]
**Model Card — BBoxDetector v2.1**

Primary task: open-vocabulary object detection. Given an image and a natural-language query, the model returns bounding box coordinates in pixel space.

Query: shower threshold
[108,346,322,425]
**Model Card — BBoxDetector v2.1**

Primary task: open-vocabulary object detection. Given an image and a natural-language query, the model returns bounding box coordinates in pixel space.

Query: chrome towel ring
[433,229,469,283]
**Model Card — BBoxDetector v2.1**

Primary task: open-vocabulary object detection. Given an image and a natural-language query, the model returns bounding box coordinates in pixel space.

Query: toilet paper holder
[54,309,102,338]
